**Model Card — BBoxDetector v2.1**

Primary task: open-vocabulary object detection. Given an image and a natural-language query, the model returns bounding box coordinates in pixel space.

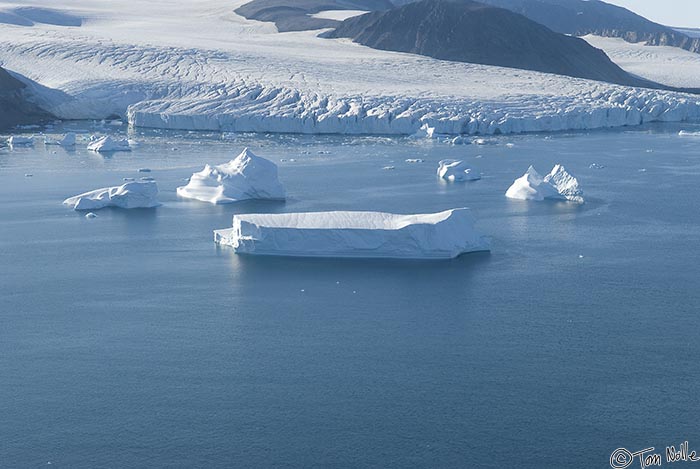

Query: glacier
[63,181,161,210]
[177,148,285,204]
[0,1,698,136]
[214,208,489,259]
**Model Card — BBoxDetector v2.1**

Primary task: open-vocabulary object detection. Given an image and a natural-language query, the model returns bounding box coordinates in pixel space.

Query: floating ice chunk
[437,159,480,182]
[449,136,470,145]
[679,130,700,137]
[8,136,33,146]
[382,165,395,170]
[506,165,584,203]
[544,164,584,203]
[214,208,489,259]
[177,147,285,204]
[589,163,605,169]
[85,212,97,219]
[405,158,424,163]
[45,132,76,146]
[473,138,496,145]
[87,136,131,152]
[63,181,160,210]
[505,166,563,201]
[411,123,435,139]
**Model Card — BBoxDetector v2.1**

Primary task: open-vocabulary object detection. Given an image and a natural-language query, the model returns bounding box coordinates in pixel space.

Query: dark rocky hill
[0,67,51,130]
[235,0,393,32]
[325,0,656,86]
[402,0,700,53]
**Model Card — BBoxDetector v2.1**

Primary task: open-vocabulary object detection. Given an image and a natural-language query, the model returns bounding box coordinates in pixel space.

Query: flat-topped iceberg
[63,181,160,210]
[437,160,481,182]
[177,148,285,204]
[505,165,584,203]
[87,135,131,153]
[214,208,489,259]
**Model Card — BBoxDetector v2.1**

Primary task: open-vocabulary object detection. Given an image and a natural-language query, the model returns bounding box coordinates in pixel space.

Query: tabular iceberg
[214,208,489,259]
[506,165,584,203]
[437,160,481,182]
[87,136,131,153]
[63,181,161,210]
[177,148,285,204]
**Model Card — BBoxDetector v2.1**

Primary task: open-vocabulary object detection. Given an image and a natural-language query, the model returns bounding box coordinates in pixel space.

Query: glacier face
[0,0,699,136]
[214,208,490,259]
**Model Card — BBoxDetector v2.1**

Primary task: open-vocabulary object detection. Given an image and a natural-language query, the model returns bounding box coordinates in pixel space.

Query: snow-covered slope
[0,0,699,135]
[583,35,700,89]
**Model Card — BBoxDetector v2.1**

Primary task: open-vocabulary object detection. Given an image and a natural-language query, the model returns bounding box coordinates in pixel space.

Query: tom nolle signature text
[611,441,700,468]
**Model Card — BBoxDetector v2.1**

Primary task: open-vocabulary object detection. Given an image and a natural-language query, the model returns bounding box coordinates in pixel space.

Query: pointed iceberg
[177,148,285,204]
[506,165,583,203]
[543,164,584,203]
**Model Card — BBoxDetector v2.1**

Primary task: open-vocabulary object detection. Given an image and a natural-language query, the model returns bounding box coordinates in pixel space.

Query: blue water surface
[1,123,700,468]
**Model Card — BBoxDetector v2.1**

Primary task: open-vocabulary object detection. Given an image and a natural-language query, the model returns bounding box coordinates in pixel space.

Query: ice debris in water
[437,160,480,182]
[87,136,131,152]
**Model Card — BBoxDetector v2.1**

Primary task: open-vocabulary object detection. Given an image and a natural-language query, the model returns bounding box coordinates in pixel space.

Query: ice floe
[506,165,584,203]
[87,136,131,153]
[176,148,285,204]
[45,132,76,146]
[214,208,489,259]
[7,136,33,146]
[437,160,481,182]
[63,181,160,210]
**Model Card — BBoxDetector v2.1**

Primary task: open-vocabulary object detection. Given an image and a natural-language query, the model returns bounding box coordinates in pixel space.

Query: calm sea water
[1,123,700,468]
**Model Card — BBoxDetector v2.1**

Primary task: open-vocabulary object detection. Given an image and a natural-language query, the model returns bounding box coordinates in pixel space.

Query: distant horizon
[605,0,700,28]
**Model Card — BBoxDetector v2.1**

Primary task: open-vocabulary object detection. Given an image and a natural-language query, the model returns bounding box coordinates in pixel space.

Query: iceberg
[45,132,76,146]
[176,148,285,204]
[505,165,584,203]
[8,136,33,146]
[63,181,160,210]
[544,164,584,203]
[437,160,481,182]
[214,208,489,259]
[87,136,131,153]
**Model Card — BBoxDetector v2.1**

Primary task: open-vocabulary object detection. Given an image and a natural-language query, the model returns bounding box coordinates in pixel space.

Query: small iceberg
[449,136,470,145]
[679,130,700,137]
[7,136,34,146]
[176,148,285,204]
[214,208,489,259]
[63,181,160,210]
[437,160,480,182]
[87,136,131,153]
[505,165,584,203]
[45,133,76,146]
[411,123,436,139]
